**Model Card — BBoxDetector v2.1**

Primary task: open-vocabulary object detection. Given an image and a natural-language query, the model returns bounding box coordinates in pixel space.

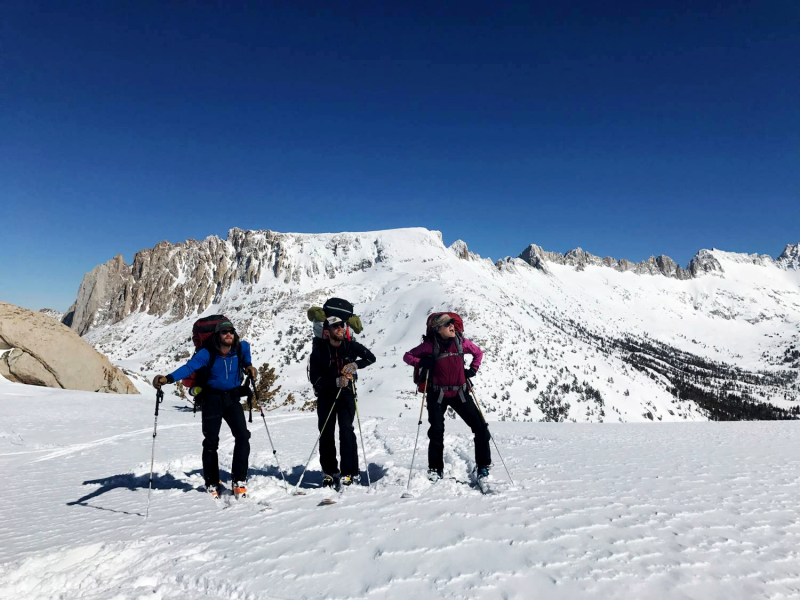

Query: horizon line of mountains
[58,227,799,336]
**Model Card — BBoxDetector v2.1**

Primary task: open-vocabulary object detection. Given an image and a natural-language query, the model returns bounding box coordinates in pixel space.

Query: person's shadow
[66,471,198,516]
[67,462,389,515]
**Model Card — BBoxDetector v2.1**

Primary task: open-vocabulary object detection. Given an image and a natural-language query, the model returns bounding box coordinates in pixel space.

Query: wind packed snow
[2,378,800,599]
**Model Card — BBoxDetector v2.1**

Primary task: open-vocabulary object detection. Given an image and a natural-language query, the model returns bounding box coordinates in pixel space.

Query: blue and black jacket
[168,340,252,392]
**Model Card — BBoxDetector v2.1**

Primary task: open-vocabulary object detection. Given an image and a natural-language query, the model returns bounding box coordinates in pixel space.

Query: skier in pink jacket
[403,313,491,482]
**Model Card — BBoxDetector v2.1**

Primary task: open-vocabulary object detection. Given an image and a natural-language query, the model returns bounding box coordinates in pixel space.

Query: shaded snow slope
[2,380,800,599]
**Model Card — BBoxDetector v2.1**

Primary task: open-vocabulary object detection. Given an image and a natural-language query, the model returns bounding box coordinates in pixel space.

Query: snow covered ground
[2,377,800,599]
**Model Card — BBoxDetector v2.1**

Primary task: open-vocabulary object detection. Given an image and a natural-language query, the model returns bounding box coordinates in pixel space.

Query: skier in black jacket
[309,315,376,487]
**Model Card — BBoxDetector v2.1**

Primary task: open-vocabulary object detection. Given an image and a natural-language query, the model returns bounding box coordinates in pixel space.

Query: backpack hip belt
[430,383,469,404]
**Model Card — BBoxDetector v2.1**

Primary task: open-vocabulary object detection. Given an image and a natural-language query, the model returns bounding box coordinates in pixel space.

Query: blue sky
[2,1,798,311]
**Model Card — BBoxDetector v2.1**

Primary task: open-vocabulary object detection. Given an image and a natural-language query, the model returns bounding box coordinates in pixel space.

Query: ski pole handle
[154,389,163,418]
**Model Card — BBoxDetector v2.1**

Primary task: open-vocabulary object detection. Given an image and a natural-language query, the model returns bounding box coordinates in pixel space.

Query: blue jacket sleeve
[240,341,252,368]
[169,349,211,382]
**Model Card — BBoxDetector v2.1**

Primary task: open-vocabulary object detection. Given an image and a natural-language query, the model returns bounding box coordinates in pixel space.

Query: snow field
[2,381,800,599]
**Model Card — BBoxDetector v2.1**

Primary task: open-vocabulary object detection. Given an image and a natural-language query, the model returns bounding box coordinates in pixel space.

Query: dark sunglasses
[439,320,455,328]
[219,329,235,335]
[330,322,346,330]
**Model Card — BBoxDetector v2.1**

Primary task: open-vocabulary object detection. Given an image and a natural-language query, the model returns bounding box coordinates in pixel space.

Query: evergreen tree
[252,362,282,410]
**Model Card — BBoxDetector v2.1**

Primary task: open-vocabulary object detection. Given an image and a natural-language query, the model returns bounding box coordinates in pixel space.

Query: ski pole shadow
[67,472,197,513]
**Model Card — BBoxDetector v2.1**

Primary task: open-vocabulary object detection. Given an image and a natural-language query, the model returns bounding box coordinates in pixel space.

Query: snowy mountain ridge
[64,227,800,424]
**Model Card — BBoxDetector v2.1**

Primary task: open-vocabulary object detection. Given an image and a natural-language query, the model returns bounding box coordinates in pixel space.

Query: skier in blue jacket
[153,320,257,499]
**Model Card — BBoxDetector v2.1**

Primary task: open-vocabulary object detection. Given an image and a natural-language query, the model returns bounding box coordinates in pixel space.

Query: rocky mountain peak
[449,239,472,260]
[777,243,800,269]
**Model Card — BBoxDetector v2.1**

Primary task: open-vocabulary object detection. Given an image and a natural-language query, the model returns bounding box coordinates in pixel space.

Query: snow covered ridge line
[61,227,799,333]
[517,243,800,278]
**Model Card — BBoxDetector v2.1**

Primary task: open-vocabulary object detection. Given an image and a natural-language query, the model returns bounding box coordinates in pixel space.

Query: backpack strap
[432,334,468,403]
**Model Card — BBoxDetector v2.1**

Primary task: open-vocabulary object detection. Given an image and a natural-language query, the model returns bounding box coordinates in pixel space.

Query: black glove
[464,367,477,380]
[418,356,435,369]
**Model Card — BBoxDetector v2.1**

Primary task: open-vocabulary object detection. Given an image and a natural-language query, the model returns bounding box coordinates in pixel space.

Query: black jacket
[309,339,376,396]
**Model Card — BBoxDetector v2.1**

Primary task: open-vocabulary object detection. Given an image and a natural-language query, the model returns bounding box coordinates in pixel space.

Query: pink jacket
[404,336,483,397]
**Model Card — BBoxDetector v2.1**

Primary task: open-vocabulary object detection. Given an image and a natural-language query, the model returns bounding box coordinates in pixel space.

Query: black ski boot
[322,471,342,492]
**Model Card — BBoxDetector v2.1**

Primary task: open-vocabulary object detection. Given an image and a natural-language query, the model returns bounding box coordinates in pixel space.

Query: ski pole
[248,377,289,493]
[467,378,515,486]
[404,369,430,495]
[352,380,372,490]
[145,388,164,520]
[293,386,342,495]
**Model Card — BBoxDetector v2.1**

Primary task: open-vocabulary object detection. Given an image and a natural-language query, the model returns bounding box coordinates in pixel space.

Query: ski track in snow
[2,386,800,599]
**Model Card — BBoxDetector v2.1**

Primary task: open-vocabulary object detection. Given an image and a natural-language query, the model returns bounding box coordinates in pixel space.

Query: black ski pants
[427,391,491,471]
[201,389,250,485]
[316,392,359,477]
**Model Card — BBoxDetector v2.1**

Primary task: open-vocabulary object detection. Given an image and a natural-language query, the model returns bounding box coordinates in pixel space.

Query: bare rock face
[0,302,137,393]
[519,246,692,279]
[518,244,551,274]
[63,228,448,335]
[687,250,724,277]
[777,243,800,270]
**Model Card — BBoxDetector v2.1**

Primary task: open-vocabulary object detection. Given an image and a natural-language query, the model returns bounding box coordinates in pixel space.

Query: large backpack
[309,297,358,344]
[414,312,465,393]
[181,314,242,391]
[323,297,354,321]
[306,298,360,383]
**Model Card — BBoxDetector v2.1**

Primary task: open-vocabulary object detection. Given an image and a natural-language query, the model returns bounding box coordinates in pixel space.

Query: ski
[203,483,233,508]
[232,496,273,512]
[320,473,343,505]
[401,474,477,498]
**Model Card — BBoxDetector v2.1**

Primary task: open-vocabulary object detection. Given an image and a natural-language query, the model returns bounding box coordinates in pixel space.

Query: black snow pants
[316,391,359,477]
[427,391,491,471]
[201,388,251,485]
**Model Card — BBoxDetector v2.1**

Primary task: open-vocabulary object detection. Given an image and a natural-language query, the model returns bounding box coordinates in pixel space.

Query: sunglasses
[438,320,455,328]
[219,329,235,335]
[330,322,346,330]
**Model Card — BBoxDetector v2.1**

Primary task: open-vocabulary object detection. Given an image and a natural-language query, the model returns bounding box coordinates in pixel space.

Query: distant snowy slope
[63,228,798,423]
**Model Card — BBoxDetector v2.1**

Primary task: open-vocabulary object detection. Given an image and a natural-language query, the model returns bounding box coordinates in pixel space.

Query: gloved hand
[347,315,363,334]
[464,367,477,380]
[342,362,358,376]
[244,365,258,380]
[307,306,326,322]
[417,355,434,369]
[152,375,169,389]
[336,375,351,388]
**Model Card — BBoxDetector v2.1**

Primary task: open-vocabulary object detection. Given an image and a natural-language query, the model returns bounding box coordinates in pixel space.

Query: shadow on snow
[65,462,388,510]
